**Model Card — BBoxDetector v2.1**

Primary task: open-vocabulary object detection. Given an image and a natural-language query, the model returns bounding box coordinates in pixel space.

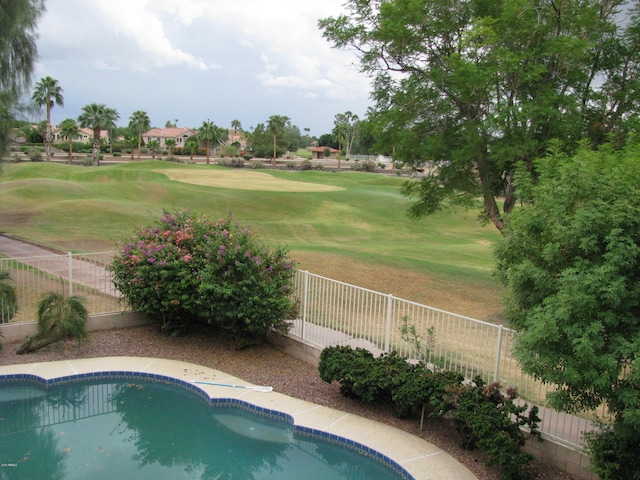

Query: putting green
[155,169,344,192]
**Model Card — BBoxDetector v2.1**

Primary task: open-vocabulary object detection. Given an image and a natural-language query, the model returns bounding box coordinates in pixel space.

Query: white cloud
[34,0,372,134]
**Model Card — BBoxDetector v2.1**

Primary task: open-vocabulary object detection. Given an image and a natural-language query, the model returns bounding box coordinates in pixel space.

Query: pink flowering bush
[110,210,297,348]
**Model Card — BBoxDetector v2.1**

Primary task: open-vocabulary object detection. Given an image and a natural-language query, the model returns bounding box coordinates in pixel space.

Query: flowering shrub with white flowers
[110,210,297,348]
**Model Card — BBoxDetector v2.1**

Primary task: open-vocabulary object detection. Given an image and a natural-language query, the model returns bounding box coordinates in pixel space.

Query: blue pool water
[0,376,411,480]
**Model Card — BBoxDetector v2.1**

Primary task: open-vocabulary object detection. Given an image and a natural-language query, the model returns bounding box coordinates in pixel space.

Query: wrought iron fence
[0,252,598,449]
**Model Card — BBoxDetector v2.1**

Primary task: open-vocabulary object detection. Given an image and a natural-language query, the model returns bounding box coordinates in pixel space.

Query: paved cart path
[0,234,116,296]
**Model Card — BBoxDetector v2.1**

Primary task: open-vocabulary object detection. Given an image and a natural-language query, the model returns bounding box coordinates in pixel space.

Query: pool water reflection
[0,377,410,480]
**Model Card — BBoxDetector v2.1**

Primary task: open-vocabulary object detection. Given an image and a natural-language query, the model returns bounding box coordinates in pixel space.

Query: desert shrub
[313,163,325,171]
[351,159,377,172]
[248,159,264,169]
[286,162,296,169]
[110,210,297,348]
[220,145,239,157]
[27,148,43,162]
[218,158,245,168]
[300,159,313,170]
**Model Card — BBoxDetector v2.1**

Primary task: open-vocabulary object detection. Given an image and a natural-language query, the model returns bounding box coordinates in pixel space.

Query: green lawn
[0,160,504,319]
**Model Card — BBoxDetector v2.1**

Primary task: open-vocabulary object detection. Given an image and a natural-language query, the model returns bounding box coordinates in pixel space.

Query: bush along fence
[0,253,602,451]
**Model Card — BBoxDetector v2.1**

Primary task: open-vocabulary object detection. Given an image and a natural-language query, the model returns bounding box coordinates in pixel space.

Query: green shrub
[113,152,121,157]
[300,159,313,170]
[392,369,463,418]
[318,346,540,480]
[585,423,640,480]
[286,162,296,169]
[242,153,254,161]
[110,210,297,348]
[450,377,541,480]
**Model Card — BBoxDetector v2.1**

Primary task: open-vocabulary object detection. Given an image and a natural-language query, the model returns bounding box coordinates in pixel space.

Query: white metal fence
[0,252,597,449]
[0,252,126,323]
[292,270,599,449]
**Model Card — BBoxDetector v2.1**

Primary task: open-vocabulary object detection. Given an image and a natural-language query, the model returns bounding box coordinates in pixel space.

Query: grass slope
[0,161,504,320]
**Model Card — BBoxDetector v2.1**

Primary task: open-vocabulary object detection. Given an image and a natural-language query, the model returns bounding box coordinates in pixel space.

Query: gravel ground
[0,325,581,480]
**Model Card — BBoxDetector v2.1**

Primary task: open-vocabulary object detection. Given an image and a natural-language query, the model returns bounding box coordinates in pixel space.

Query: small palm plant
[17,284,89,354]
[0,271,18,324]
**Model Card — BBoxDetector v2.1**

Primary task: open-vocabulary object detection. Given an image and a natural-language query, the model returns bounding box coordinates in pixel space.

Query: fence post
[68,252,73,297]
[384,293,394,353]
[494,324,503,382]
[301,270,309,341]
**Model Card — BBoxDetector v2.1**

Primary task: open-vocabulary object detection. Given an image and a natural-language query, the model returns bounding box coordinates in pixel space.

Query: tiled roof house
[142,127,197,148]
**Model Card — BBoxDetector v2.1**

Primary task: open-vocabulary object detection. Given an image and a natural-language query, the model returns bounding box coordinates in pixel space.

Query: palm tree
[77,103,119,166]
[266,115,290,166]
[165,138,176,159]
[128,110,150,160]
[31,76,64,161]
[59,118,80,163]
[0,271,17,324]
[147,140,160,159]
[231,119,242,134]
[198,120,224,165]
[17,288,88,354]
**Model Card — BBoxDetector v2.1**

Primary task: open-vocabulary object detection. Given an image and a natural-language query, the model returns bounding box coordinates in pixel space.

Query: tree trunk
[93,128,101,166]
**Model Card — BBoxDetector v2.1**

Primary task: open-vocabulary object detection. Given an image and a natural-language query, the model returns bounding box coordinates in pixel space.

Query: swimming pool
[1,376,411,479]
[0,357,478,480]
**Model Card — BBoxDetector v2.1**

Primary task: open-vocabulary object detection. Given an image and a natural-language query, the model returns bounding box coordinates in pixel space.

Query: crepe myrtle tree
[494,143,640,479]
[110,210,297,349]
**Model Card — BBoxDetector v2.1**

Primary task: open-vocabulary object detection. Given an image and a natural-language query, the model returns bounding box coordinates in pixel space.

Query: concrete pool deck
[0,356,478,480]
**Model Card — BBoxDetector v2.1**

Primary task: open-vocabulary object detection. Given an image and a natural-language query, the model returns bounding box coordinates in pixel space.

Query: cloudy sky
[32,0,372,136]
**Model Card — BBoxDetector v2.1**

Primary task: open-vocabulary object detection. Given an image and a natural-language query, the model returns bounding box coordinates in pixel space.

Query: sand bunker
[155,169,343,192]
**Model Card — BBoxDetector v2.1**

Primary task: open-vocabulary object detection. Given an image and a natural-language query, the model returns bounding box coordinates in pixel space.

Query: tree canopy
[0,0,45,157]
[320,0,640,231]
[494,143,640,478]
[77,103,119,166]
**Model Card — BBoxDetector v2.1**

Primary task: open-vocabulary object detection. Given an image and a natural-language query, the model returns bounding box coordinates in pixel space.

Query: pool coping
[0,356,478,480]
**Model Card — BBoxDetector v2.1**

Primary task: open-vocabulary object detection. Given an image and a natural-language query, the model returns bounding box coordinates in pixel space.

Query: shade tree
[128,110,150,160]
[494,143,640,479]
[320,0,640,232]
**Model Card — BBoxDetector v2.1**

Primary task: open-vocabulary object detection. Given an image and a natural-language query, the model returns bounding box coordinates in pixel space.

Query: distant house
[309,146,341,160]
[142,127,197,148]
[51,126,108,143]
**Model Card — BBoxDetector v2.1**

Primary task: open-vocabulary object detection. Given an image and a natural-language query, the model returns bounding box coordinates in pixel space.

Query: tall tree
[77,103,119,166]
[128,110,150,160]
[0,0,45,157]
[197,120,225,164]
[231,119,241,134]
[31,76,64,160]
[165,138,176,159]
[320,0,640,232]
[494,143,640,479]
[266,114,290,166]
[332,111,359,164]
[58,118,80,163]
